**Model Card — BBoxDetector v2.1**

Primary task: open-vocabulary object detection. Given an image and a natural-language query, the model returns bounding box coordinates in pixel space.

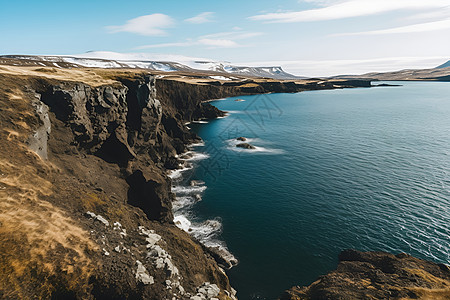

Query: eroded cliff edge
[281,250,450,300]
[0,69,239,299]
[0,64,371,299]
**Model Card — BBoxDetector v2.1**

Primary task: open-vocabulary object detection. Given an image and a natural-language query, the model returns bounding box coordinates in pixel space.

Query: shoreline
[169,141,239,270]
[164,81,377,271]
[0,60,389,298]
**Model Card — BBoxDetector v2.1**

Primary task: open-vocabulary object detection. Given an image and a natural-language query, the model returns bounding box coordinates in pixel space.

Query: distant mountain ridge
[330,59,450,81]
[0,51,302,80]
[436,60,450,69]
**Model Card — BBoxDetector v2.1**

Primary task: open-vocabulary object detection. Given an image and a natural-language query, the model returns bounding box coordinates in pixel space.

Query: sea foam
[226,138,285,154]
[170,145,237,268]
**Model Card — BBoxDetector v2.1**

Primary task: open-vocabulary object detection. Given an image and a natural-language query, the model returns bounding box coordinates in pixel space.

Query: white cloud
[335,18,450,36]
[250,0,450,23]
[136,38,239,49]
[185,12,215,24]
[200,31,263,40]
[106,14,174,36]
[299,0,343,5]
[198,39,238,48]
[407,6,450,21]
[136,30,261,49]
[136,42,195,49]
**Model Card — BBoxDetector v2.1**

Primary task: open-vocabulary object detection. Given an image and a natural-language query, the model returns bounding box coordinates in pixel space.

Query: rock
[374,83,402,87]
[196,282,221,299]
[236,137,247,141]
[135,260,154,285]
[190,180,204,186]
[27,95,51,160]
[180,152,194,160]
[145,233,162,247]
[280,249,450,300]
[236,142,256,149]
[85,211,110,226]
[207,246,238,270]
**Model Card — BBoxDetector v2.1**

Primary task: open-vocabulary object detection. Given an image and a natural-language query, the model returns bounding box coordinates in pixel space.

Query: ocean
[170,81,450,299]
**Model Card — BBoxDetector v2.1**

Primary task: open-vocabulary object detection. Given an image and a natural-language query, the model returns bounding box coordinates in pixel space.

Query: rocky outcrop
[37,76,178,223]
[281,249,450,300]
[236,143,256,150]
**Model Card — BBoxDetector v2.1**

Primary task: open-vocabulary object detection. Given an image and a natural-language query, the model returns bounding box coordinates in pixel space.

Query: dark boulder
[236,143,256,149]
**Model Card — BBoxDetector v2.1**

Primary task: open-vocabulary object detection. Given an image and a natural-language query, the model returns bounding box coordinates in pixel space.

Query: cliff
[0,68,242,299]
[0,63,371,299]
[281,249,450,300]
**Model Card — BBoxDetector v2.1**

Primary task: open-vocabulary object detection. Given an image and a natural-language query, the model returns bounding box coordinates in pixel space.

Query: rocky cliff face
[0,70,239,299]
[281,249,450,300]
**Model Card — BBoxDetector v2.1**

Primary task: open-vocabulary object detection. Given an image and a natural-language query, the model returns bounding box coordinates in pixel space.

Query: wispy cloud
[200,31,263,40]
[137,38,239,49]
[185,12,215,24]
[250,0,449,23]
[335,18,450,36]
[406,6,450,21]
[136,30,262,49]
[136,41,195,49]
[106,14,174,36]
[198,39,238,47]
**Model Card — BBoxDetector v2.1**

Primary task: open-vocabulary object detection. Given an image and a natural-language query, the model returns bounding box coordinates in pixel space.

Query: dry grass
[0,65,118,87]
[80,192,107,212]
[0,88,98,298]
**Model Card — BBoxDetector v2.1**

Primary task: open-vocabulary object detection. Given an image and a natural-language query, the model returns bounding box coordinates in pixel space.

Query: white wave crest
[171,185,207,195]
[168,164,193,179]
[180,151,210,161]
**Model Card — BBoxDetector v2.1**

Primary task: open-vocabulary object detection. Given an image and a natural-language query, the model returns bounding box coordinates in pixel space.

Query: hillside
[436,60,450,69]
[332,60,450,81]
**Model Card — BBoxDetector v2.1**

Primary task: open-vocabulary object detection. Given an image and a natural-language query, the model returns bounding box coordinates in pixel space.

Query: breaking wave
[170,144,237,268]
[226,138,285,154]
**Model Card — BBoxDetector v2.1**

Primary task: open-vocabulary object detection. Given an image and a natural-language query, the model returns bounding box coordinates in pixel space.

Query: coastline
[0,59,384,299]
[157,78,375,272]
[169,136,239,270]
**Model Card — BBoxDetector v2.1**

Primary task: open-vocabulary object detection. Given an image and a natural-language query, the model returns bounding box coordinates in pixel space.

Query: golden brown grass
[0,86,98,298]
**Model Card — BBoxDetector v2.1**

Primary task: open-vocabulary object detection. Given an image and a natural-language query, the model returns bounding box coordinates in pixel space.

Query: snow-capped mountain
[1,51,301,80]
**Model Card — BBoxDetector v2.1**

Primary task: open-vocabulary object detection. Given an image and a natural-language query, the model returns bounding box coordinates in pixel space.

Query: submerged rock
[236,142,256,149]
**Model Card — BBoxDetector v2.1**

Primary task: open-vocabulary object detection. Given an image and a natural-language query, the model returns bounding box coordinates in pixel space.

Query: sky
[1,0,450,76]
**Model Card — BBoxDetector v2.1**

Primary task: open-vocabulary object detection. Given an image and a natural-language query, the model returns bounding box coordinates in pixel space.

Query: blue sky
[1,0,449,76]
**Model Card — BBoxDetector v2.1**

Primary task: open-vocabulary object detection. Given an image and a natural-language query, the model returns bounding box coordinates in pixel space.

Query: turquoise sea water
[173,82,450,300]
